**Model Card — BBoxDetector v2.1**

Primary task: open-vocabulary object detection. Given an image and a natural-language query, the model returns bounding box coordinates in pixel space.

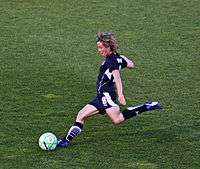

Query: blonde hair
[96,32,118,52]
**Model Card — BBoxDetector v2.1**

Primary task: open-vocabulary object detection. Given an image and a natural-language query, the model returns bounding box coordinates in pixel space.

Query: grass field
[0,0,200,168]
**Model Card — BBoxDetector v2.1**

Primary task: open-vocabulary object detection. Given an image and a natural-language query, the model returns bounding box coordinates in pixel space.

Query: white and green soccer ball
[38,132,58,150]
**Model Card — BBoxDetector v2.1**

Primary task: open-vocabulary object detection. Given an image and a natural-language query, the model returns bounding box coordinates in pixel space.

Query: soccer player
[57,32,161,147]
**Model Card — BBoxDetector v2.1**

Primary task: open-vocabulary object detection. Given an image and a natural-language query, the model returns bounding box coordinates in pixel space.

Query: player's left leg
[57,104,99,147]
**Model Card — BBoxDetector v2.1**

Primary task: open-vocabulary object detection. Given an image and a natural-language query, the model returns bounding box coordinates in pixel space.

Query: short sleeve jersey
[96,53,127,94]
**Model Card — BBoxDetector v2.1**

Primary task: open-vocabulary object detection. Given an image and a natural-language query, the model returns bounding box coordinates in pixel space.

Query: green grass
[0,0,200,168]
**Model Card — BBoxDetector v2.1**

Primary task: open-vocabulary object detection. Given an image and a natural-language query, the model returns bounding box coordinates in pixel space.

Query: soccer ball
[38,132,58,150]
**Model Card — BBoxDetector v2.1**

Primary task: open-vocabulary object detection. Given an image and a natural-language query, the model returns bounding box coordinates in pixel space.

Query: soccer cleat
[57,138,69,148]
[144,101,162,111]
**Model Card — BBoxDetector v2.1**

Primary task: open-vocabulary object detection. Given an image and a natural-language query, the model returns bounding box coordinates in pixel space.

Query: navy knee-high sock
[122,104,147,120]
[63,122,83,143]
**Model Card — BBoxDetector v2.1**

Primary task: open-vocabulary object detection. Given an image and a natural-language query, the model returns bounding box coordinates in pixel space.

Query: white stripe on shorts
[103,92,118,107]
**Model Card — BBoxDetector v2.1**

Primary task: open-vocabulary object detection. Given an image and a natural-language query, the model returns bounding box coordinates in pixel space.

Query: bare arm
[120,55,134,69]
[112,70,126,105]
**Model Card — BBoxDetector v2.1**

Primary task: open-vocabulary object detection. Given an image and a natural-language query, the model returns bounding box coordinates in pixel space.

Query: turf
[0,0,200,168]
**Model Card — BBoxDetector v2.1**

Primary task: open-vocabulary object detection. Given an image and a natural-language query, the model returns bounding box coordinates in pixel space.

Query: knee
[111,117,123,125]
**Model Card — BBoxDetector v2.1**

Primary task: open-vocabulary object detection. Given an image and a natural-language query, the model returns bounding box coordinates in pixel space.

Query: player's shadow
[80,124,199,146]
[142,125,199,143]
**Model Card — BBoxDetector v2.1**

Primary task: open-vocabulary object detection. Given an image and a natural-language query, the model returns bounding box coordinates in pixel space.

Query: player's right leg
[57,104,99,147]
[106,106,125,125]
[122,101,161,120]
[106,101,161,125]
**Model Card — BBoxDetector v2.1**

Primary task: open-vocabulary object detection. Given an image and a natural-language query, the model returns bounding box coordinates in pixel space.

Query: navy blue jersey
[96,53,127,94]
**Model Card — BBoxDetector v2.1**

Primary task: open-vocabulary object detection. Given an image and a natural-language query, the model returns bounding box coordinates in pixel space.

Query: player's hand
[118,94,126,106]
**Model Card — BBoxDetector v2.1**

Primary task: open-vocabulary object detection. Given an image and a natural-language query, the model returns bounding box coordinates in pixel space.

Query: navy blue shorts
[88,92,118,114]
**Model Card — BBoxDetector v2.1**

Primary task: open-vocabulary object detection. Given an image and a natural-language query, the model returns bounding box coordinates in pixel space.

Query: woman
[57,32,161,147]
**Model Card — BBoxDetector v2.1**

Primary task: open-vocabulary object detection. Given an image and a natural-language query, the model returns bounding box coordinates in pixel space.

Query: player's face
[97,42,111,57]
